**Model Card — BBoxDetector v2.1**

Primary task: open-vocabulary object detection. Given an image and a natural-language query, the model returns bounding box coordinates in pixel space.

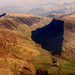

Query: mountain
[0,13,75,75]
[29,2,75,16]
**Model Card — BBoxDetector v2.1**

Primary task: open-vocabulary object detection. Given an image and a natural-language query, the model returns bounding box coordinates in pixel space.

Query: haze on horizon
[0,0,75,14]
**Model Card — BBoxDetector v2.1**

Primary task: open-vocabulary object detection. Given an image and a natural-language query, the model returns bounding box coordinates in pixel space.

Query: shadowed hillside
[31,19,64,55]
[31,17,75,62]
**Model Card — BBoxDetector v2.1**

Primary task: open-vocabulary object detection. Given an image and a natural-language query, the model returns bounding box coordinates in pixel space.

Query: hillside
[32,17,75,62]
[0,13,75,75]
[0,13,52,75]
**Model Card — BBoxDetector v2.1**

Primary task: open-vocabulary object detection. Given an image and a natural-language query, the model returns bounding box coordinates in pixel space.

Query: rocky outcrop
[36,69,50,75]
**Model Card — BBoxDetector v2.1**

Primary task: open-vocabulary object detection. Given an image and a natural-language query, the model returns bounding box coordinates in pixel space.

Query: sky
[0,0,75,14]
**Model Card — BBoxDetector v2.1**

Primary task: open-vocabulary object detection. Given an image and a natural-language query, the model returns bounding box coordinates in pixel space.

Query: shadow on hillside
[0,13,6,18]
[31,18,64,55]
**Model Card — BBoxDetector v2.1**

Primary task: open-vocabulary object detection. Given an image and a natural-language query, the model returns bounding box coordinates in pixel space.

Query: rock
[36,69,50,75]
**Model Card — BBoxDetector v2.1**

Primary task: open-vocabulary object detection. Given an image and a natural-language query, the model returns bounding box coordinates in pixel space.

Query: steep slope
[31,17,75,62]
[61,13,75,61]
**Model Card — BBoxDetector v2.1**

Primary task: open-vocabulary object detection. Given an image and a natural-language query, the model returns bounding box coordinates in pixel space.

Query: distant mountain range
[29,2,75,16]
[0,0,75,16]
